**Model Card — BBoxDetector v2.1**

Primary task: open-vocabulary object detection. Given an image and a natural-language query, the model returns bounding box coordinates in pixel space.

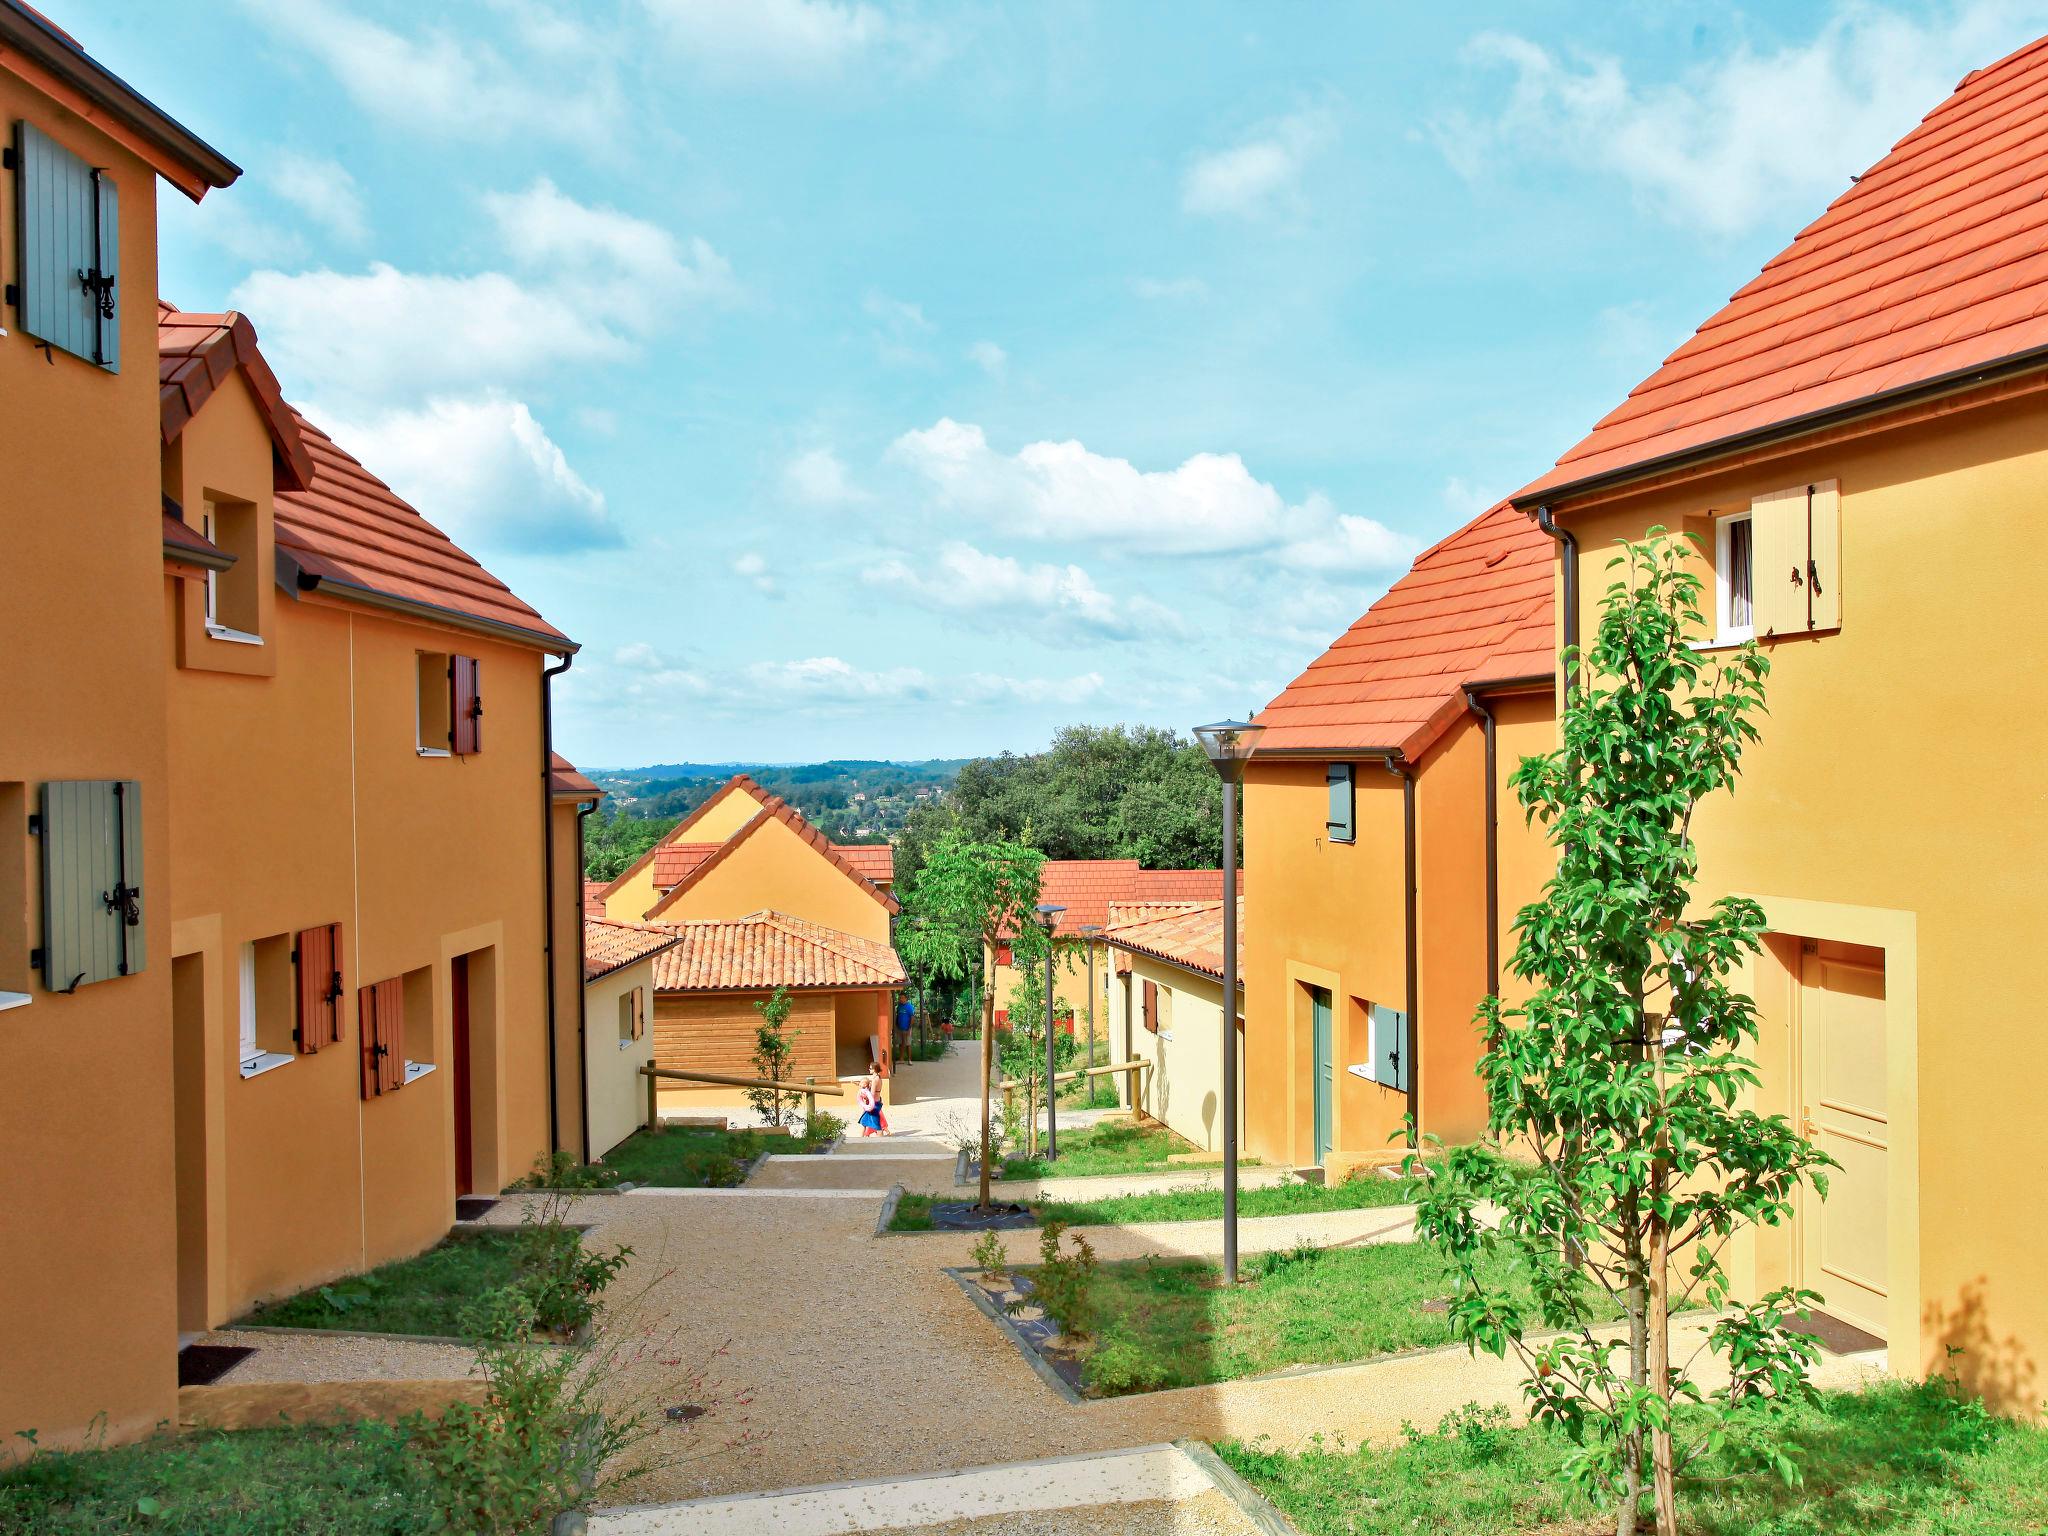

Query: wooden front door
[451,952,473,1197]
[1310,985,1334,1167]
[1798,942,1889,1339]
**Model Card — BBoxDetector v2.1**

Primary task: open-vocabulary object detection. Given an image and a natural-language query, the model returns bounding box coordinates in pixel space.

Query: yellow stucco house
[1512,35,2048,1408]
[1101,900,1243,1151]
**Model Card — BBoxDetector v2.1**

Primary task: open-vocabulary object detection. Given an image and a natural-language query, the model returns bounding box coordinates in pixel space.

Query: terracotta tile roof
[550,752,602,803]
[650,843,723,889]
[1518,35,2048,502]
[1020,861,1237,937]
[1102,898,1243,985]
[585,917,683,983]
[161,500,231,571]
[832,843,895,885]
[596,774,773,905]
[649,910,905,993]
[1253,501,1552,760]
[644,796,901,919]
[583,881,607,918]
[157,302,313,490]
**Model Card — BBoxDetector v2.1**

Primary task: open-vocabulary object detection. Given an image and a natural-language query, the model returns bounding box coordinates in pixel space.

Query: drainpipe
[541,652,572,1158]
[1462,688,1499,999]
[1383,756,1419,1143]
[1534,505,1579,696]
[575,797,597,1166]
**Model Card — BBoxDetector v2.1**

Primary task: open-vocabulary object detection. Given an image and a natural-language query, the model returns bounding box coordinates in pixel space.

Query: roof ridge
[596,774,774,905]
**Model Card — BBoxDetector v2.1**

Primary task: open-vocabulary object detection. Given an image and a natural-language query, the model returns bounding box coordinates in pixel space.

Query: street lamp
[1194,718,1265,1284]
[1077,923,1103,1106]
[1034,902,1065,1161]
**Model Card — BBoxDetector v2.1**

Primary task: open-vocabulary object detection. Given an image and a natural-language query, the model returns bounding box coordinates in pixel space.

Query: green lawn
[887,1171,1418,1232]
[1220,1380,2048,1536]
[241,1228,526,1336]
[997,1118,1230,1180]
[0,1422,420,1535]
[596,1119,833,1187]
[1069,1243,1606,1397]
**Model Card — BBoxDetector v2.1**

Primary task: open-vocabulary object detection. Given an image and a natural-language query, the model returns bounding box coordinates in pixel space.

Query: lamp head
[1193,719,1266,784]
[1033,903,1065,935]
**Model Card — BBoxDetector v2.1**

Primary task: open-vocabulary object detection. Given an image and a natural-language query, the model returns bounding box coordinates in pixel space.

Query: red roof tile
[650,843,723,889]
[161,503,230,570]
[550,752,602,802]
[644,796,901,919]
[833,844,896,885]
[1254,501,1553,759]
[583,880,607,919]
[585,917,682,983]
[1020,861,1238,937]
[157,302,313,490]
[1102,899,1242,984]
[649,910,905,993]
[1518,34,2048,501]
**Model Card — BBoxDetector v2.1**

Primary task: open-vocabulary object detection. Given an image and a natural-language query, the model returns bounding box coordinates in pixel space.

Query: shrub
[509,1150,621,1192]
[803,1109,845,1148]
[515,1196,632,1337]
[1032,1220,1097,1339]
[970,1230,1009,1279]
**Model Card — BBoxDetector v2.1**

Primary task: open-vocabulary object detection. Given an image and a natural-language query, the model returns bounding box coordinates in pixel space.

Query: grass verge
[886,1171,1418,1232]
[996,1118,1230,1180]
[597,1119,834,1187]
[242,1228,526,1336]
[0,1422,417,1535]
[1218,1380,2048,1536]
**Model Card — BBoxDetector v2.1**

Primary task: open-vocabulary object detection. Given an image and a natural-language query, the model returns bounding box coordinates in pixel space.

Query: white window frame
[416,651,452,757]
[1715,512,1756,645]
[619,987,637,1049]
[200,506,263,646]
[238,941,291,1079]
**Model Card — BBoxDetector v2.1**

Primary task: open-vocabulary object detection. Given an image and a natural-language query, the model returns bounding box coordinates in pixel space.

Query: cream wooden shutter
[1749,486,1808,638]
[1806,480,1842,632]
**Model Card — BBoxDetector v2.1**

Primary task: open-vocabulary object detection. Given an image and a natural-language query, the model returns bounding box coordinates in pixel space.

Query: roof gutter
[1515,343,2048,512]
[290,567,578,656]
[163,537,234,573]
[1098,936,1236,990]
[1384,756,1419,1145]
[0,3,241,194]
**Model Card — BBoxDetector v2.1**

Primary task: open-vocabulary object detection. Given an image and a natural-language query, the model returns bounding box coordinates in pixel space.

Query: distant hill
[589,758,967,845]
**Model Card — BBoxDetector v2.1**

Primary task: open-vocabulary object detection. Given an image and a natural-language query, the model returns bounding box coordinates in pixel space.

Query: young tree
[745,985,798,1129]
[901,828,1043,1205]
[1408,535,1833,1536]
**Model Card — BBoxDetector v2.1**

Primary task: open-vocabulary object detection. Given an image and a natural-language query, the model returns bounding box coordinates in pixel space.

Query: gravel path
[874,1492,1260,1535]
[194,1327,478,1384]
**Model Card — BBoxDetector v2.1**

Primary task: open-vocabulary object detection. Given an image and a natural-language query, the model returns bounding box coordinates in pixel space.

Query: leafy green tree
[901,828,1043,1205]
[1407,535,1833,1536]
[581,805,676,883]
[745,986,798,1128]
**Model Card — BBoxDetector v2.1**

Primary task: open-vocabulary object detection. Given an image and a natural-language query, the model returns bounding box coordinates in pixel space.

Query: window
[200,499,261,644]
[400,965,435,1083]
[1365,1001,1408,1092]
[359,974,412,1096]
[618,986,644,1048]
[1141,979,1160,1034]
[1326,763,1355,843]
[994,943,1013,968]
[293,922,344,1053]
[11,121,121,371]
[0,783,28,1010]
[35,780,144,990]
[238,933,295,1078]
[1715,513,1755,643]
[416,653,482,756]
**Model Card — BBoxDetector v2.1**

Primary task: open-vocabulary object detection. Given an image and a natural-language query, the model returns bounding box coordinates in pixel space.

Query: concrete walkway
[568,1047,1880,1511]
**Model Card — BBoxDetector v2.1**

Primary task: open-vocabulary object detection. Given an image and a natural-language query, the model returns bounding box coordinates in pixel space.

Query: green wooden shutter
[12,121,119,370]
[38,780,144,990]
[1372,1003,1407,1091]
[1325,763,1354,842]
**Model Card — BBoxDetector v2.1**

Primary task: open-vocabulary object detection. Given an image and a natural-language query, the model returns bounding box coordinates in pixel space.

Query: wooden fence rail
[996,1057,1150,1119]
[637,1064,848,1131]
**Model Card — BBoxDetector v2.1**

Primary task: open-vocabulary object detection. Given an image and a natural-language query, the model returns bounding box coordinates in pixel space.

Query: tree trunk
[1649,1211,1678,1536]
[978,951,995,1208]
[1619,1199,1647,1536]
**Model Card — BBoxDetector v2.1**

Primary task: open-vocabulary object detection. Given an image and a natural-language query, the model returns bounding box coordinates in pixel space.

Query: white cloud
[642,0,885,75]
[782,447,870,507]
[482,177,737,308]
[244,0,616,146]
[1182,106,1336,220]
[309,393,618,553]
[967,339,1008,377]
[887,418,1410,568]
[862,542,1182,641]
[1433,8,2048,234]
[1439,476,1496,519]
[1132,275,1209,301]
[864,290,936,367]
[1273,502,1419,574]
[732,552,777,594]
[269,151,366,242]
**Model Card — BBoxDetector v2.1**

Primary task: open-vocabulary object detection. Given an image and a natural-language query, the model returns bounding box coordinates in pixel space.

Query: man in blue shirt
[895,995,915,1060]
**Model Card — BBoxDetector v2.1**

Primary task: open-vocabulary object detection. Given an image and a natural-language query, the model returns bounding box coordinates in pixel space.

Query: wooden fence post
[806,1076,817,1126]
[646,1066,658,1132]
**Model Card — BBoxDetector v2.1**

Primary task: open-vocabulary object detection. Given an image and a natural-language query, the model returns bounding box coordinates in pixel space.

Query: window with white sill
[201,499,263,645]
[1715,512,1756,644]
[239,933,296,1078]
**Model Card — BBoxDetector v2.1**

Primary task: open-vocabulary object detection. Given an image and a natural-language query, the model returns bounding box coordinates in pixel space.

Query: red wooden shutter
[295,923,343,1052]
[1142,980,1159,1033]
[632,987,645,1040]
[359,977,407,1096]
[450,655,482,755]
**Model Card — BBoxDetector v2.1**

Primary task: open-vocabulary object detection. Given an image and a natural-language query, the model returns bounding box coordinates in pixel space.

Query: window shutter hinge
[26,811,40,836]
[29,946,41,970]
[4,283,17,308]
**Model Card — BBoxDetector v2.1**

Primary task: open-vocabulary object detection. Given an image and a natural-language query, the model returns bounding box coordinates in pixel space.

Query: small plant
[745,986,798,1128]
[802,1109,845,1148]
[1400,1401,1515,1457]
[1255,1240,1322,1280]
[510,1149,623,1192]
[515,1195,632,1337]
[970,1230,1009,1280]
[1032,1220,1097,1339]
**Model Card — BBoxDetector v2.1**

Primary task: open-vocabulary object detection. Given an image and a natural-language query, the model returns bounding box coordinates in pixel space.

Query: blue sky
[75,0,2048,765]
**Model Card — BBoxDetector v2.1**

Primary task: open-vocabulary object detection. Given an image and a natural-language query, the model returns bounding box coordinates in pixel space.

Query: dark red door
[451,953,473,1197]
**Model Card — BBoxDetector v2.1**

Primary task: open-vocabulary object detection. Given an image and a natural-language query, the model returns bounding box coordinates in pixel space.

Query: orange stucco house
[1242,501,1556,1178]
[596,774,908,1108]
[1,0,242,1452]
[1511,37,2048,1407]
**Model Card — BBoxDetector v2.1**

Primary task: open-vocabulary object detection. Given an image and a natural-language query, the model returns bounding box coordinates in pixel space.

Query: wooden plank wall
[652,991,837,1083]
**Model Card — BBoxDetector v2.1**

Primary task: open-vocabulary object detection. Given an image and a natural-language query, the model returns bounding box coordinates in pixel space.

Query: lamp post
[1194,718,1264,1285]
[1078,923,1103,1105]
[1034,902,1065,1162]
